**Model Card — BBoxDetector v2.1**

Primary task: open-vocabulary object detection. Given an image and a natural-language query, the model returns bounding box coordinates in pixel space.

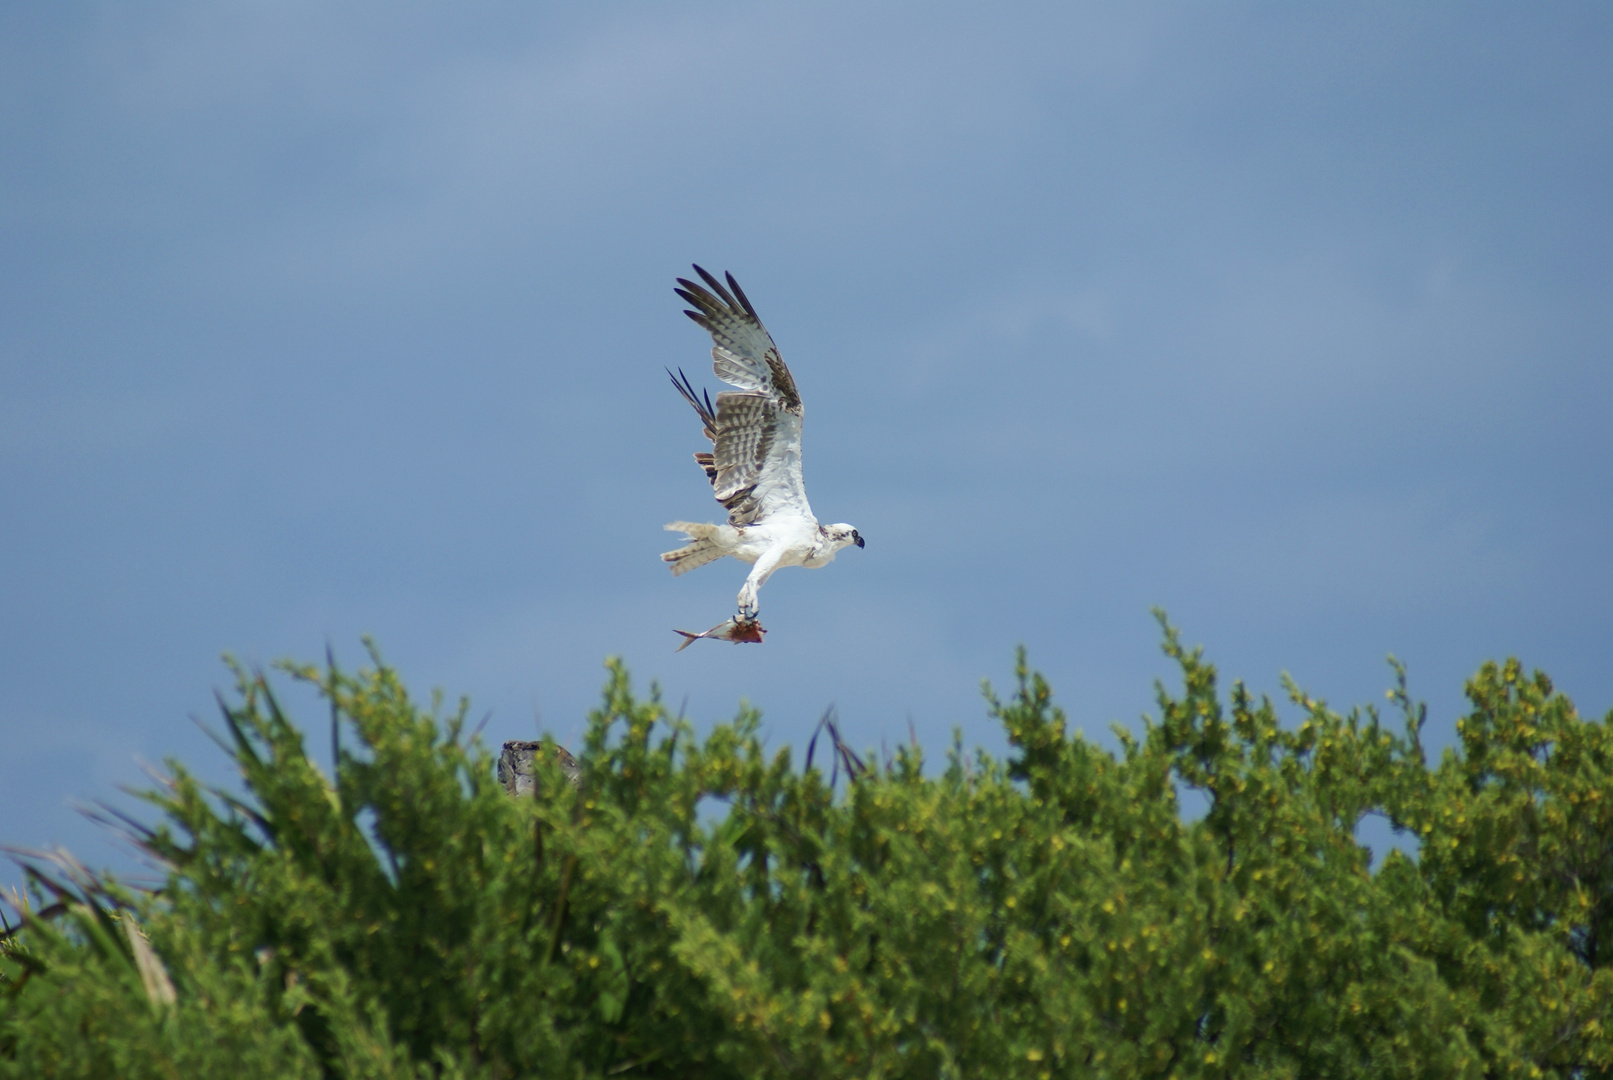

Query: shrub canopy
[4,621,1612,1078]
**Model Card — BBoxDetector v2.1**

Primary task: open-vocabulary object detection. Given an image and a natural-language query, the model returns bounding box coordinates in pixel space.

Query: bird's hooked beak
[853,530,864,549]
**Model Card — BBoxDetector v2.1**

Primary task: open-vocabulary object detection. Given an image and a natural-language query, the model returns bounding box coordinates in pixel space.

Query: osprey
[662,266,864,649]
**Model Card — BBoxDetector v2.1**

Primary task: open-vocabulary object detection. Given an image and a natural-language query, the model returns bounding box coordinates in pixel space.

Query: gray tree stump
[498,740,580,797]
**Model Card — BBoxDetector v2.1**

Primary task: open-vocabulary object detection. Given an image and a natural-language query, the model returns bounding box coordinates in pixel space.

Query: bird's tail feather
[661,521,724,576]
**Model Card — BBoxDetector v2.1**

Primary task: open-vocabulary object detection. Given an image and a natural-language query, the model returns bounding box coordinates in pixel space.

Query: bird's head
[824,524,865,551]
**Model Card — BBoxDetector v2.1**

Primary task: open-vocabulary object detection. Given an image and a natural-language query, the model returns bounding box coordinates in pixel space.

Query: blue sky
[2,3,1609,888]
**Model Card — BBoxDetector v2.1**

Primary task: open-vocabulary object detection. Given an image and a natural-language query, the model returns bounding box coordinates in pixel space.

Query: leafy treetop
[4,619,1612,1078]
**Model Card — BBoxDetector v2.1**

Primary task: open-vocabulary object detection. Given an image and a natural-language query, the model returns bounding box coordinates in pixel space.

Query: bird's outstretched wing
[676,266,800,407]
[672,266,811,526]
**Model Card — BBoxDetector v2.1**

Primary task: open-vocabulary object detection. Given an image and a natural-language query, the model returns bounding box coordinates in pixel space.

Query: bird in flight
[662,266,864,650]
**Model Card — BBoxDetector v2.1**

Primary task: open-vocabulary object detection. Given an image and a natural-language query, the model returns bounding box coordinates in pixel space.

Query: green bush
[4,619,1612,1078]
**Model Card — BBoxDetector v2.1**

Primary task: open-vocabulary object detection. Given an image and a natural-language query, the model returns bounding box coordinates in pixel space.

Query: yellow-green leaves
[4,630,1610,1078]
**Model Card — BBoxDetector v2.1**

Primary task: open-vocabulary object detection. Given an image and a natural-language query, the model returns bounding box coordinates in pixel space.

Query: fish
[673,617,767,652]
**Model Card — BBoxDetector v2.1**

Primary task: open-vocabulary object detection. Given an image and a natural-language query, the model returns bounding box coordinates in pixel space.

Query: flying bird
[663,266,864,649]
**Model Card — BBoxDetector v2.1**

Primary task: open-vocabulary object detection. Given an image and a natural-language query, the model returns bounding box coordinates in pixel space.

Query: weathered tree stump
[497,740,580,797]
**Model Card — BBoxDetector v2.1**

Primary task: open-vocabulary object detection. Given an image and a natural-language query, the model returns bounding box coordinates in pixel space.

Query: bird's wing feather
[674,267,812,526]
[676,266,801,409]
[710,393,810,523]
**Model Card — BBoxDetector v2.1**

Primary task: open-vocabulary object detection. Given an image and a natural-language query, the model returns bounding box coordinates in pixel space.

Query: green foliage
[4,621,1613,1078]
